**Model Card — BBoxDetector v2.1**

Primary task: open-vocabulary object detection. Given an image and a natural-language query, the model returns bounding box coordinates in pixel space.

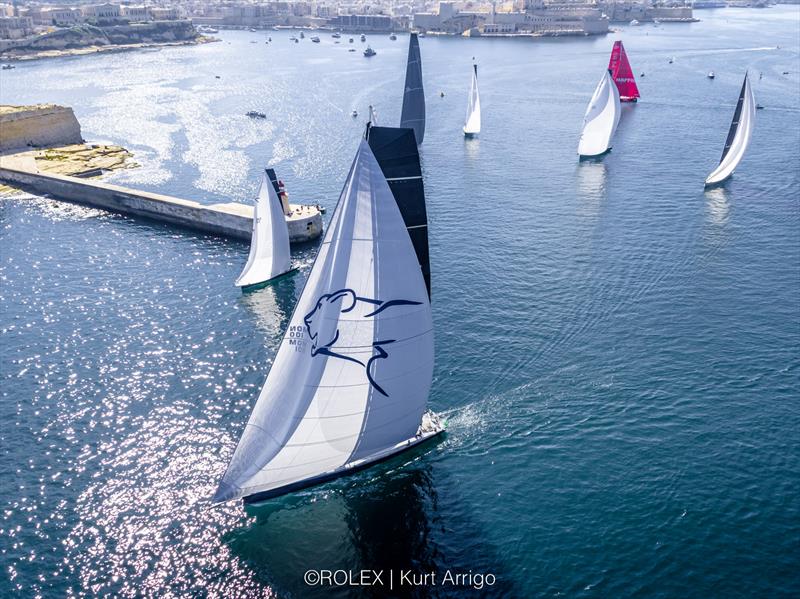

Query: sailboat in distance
[705,72,756,187]
[400,32,426,145]
[214,140,444,504]
[578,70,621,158]
[463,62,481,137]
[608,41,640,102]
[235,168,294,290]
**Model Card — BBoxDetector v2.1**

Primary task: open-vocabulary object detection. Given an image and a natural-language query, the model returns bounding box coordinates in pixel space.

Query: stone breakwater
[0,104,83,152]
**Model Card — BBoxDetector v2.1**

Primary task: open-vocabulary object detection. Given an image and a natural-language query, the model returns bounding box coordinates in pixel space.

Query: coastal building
[413,0,609,36]
[39,7,83,26]
[0,16,34,39]
[328,14,394,30]
[80,3,123,22]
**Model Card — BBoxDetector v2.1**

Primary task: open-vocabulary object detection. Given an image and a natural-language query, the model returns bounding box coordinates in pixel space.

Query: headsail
[705,72,756,186]
[214,141,434,503]
[578,70,621,158]
[400,33,426,145]
[608,41,640,102]
[463,63,481,137]
[235,170,292,288]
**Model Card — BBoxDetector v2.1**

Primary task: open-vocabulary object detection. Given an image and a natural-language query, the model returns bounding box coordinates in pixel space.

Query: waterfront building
[0,16,34,39]
[80,3,123,22]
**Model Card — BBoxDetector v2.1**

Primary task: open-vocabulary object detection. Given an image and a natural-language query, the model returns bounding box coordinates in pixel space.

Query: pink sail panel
[608,41,640,102]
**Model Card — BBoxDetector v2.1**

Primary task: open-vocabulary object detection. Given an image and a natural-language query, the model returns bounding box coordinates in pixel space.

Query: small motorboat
[363,46,376,57]
[360,34,366,42]
[1,64,15,70]
[707,71,715,79]
[294,38,299,43]
[389,34,397,40]
[349,38,354,43]
[351,110,358,118]
[311,36,320,43]
[640,72,646,77]
[348,48,356,52]
[300,31,305,39]
[215,75,221,79]
[246,111,267,119]
[669,57,674,64]
[440,91,445,98]
[756,104,765,110]
[630,19,640,26]
[332,32,341,39]
[268,37,272,42]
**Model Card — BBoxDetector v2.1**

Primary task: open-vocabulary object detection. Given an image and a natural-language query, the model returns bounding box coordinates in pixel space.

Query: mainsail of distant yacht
[235,169,293,289]
[463,63,481,137]
[608,41,640,102]
[400,32,425,144]
[705,72,756,187]
[214,140,443,504]
[578,70,621,158]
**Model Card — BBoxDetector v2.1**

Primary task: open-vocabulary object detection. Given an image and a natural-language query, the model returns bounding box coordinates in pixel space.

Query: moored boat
[364,46,376,57]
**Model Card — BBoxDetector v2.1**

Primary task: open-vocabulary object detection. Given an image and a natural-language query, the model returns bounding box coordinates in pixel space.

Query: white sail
[705,72,756,186]
[463,64,481,136]
[578,70,621,158]
[235,171,292,288]
[214,140,434,503]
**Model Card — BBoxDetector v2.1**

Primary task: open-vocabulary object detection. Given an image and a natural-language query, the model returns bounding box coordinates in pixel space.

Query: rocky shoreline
[0,21,216,62]
[2,36,216,62]
[0,104,138,194]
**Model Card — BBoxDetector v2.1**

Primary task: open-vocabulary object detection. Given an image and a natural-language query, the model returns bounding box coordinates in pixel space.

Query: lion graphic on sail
[303,288,422,396]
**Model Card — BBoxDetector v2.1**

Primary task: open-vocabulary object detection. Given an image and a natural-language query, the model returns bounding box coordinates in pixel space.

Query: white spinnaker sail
[214,140,434,503]
[578,70,621,157]
[235,172,292,287]
[463,64,481,136]
[705,73,755,186]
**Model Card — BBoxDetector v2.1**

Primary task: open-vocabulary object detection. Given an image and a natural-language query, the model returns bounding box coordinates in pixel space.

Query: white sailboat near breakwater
[578,70,621,159]
[400,32,426,145]
[214,137,443,504]
[235,168,295,290]
[705,72,756,187]
[463,62,481,137]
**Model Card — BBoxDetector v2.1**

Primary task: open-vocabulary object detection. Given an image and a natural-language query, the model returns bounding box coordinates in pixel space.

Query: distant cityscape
[1,0,797,48]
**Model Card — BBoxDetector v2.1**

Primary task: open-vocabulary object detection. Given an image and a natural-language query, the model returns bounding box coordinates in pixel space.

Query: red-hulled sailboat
[608,41,640,102]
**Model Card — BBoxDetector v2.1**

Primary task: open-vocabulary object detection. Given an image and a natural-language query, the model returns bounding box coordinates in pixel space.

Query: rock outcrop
[0,21,203,59]
[0,104,83,152]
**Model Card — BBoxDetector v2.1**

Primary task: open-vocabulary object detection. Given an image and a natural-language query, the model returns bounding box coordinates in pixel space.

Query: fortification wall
[0,104,83,152]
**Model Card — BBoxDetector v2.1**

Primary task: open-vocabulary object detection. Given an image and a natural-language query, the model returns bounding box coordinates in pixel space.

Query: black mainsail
[366,124,431,297]
[400,33,426,145]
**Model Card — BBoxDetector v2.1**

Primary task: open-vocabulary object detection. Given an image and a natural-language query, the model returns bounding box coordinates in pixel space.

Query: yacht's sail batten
[400,33,426,144]
[214,141,433,503]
